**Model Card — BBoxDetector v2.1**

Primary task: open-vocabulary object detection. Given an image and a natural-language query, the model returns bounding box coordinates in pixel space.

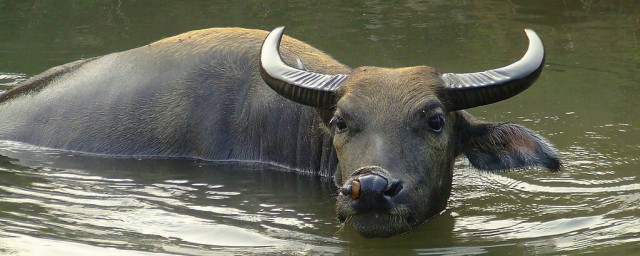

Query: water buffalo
[0,27,560,237]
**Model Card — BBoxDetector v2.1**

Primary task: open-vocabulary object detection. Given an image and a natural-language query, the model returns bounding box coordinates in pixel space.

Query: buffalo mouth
[336,189,424,238]
[337,208,419,238]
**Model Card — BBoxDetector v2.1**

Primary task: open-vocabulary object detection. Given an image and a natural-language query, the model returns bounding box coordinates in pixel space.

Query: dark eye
[427,114,445,132]
[329,116,348,133]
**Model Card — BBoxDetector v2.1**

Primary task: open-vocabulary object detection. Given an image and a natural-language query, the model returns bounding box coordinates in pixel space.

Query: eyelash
[426,114,445,132]
[329,116,348,133]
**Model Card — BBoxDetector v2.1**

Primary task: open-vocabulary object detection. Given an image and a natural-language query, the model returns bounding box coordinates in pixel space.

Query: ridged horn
[260,26,349,109]
[441,29,545,111]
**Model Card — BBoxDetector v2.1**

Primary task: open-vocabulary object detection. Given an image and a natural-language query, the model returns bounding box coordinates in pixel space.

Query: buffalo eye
[427,114,445,132]
[329,116,348,133]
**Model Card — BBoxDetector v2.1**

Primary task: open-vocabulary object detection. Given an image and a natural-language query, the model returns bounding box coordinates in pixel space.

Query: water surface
[1,1,639,255]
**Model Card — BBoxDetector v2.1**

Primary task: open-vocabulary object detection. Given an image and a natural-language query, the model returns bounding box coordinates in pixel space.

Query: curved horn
[441,29,545,111]
[260,26,348,109]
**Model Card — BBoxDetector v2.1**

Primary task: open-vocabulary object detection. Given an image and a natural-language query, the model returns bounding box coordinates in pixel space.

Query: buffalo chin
[343,212,416,238]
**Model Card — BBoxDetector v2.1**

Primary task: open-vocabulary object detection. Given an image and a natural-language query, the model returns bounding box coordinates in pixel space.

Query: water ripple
[0,148,342,255]
[448,141,640,253]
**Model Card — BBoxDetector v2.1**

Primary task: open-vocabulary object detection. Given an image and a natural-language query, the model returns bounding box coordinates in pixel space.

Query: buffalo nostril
[383,180,403,198]
[340,185,352,197]
[340,180,361,199]
[350,180,361,199]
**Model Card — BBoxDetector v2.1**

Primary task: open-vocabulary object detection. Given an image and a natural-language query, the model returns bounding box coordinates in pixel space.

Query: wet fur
[0,28,348,176]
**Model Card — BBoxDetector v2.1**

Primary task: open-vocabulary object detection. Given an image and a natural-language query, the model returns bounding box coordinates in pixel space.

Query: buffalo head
[259,27,560,237]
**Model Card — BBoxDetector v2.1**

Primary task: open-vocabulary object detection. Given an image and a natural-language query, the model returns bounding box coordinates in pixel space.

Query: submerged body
[0,27,560,237]
[0,28,341,176]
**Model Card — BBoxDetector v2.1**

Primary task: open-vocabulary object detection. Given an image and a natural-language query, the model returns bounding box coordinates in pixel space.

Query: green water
[1,1,639,255]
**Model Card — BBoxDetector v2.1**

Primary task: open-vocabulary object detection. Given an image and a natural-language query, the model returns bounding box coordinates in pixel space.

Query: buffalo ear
[461,120,561,171]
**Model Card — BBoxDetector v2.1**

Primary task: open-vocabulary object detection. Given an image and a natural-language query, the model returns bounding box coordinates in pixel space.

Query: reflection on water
[0,73,27,94]
[1,0,639,255]
[448,141,640,253]
[1,138,639,254]
[0,141,342,255]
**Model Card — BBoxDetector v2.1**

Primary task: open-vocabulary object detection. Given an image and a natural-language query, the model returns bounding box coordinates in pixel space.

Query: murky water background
[1,1,639,255]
